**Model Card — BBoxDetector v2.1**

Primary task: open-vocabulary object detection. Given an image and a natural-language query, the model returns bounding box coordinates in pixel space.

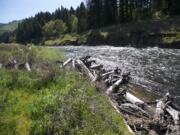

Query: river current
[53,46,180,104]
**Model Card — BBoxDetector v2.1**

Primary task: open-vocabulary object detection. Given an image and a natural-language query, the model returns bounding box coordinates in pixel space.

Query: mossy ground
[0,44,132,135]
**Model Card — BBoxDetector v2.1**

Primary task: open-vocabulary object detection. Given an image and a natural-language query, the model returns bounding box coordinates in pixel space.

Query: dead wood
[89,64,103,70]
[120,103,150,118]
[76,59,95,81]
[62,58,72,68]
[25,62,31,71]
[61,56,180,135]
[106,77,123,95]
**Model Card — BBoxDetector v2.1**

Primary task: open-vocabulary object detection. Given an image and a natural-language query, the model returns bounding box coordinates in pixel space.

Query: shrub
[42,19,67,38]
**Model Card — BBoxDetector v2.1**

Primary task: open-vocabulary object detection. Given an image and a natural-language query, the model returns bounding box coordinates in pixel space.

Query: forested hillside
[0,21,20,35]
[0,0,180,47]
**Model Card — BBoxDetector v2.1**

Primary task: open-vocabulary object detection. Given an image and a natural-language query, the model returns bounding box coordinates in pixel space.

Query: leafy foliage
[67,15,78,33]
[42,19,67,38]
[0,70,132,135]
[1,0,180,44]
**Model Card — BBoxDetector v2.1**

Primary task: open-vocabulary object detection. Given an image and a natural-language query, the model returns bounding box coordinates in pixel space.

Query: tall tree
[87,0,103,28]
[16,18,42,43]
[76,2,88,33]
[67,15,78,33]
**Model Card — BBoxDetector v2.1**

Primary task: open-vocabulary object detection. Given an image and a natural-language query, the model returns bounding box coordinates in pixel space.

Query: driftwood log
[25,62,31,71]
[61,56,180,135]
[76,59,95,81]
[62,58,72,68]
[0,63,2,69]
[106,78,123,95]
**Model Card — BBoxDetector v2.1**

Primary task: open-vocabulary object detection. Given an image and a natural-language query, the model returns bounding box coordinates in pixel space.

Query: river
[53,46,180,104]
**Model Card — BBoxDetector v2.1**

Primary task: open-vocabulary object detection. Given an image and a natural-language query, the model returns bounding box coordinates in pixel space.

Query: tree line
[0,0,180,44]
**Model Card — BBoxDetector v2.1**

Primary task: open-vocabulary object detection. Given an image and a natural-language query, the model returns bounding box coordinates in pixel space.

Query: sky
[0,0,83,23]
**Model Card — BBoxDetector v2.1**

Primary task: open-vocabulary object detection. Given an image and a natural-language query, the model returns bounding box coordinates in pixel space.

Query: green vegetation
[68,15,78,33]
[0,44,132,135]
[162,33,180,44]
[0,21,20,35]
[44,18,180,47]
[1,0,180,48]
[0,43,64,65]
[44,34,77,46]
[43,19,68,38]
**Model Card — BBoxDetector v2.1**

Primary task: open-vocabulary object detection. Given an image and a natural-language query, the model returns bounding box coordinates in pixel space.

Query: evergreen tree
[16,18,42,43]
[76,2,88,33]
[87,0,103,28]
[68,15,78,33]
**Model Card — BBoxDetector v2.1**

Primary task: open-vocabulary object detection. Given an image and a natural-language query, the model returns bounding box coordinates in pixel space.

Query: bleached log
[25,62,31,71]
[108,98,135,135]
[106,77,123,95]
[154,99,166,122]
[119,105,145,118]
[111,78,120,83]
[122,90,154,116]
[0,63,2,69]
[104,78,110,83]
[166,106,180,135]
[92,71,99,82]
[76,59,95,81]
[13,60,18,69]
[72,59,76,68]
[166,105,180,125]
[120,103,150,118]
[62,58,72,68]
[125,92,144,105]
[89,64,103,70]
[102,71,114,78]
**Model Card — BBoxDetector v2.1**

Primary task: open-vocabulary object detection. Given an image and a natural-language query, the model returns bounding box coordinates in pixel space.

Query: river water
[53,46,180,104]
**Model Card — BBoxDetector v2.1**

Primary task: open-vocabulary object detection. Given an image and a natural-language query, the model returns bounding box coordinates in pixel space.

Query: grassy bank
[0,44,132,135]
[43,17,180,48]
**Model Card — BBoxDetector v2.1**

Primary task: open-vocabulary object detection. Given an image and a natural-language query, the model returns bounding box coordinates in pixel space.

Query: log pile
[61,56,180,135]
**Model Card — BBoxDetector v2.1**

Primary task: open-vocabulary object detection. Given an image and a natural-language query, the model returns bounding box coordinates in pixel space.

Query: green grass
[0,44,132,135]
[162,33,180,44]
[44,34,78,46]
[0,43,64,65]
[0,70,131,135]
[44,33,88,46]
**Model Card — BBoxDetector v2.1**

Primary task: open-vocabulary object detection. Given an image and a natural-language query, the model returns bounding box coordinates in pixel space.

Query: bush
[42,19,67,38]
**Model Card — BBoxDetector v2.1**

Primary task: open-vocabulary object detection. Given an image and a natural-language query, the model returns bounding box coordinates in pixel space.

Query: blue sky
[0,0,83,23]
